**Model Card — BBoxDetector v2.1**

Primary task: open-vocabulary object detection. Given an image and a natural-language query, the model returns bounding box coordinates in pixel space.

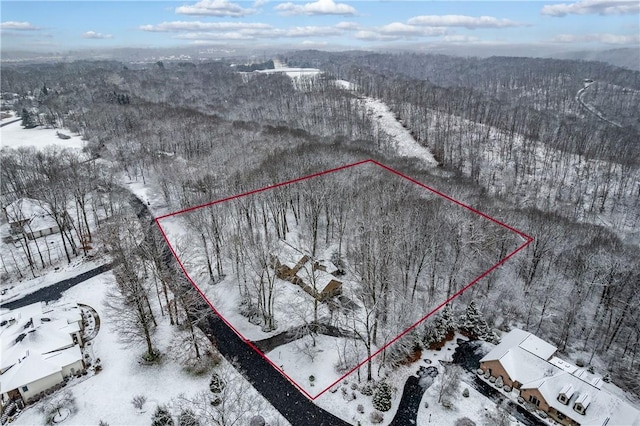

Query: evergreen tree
[151,405,174,426]
[424,305,457,347]
[21,108,37,129]
[178,409,200,426]
[440,305,457,334]
[372,382,392,412]
[459,301,498,342]
[209,372,225,394]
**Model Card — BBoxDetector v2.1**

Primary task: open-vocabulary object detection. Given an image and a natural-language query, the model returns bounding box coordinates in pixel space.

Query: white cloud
[82,31,113,39]
[442,35,480,43]
[334,21,360,30]
[301,40,328,46]
[379,22,447,37]
[541,0,639,16]
[551,32,640,44]
[177,31,254,40]
[354,31,402,41]
[408,15,524,29]
[275,0,356,16]
[175,0,256,17]
[0,21,40,31]
[176,26,343,41]
[355,22,447,41]
[140,21,272,32]
[253,0,268,6]
[285,25,342,37]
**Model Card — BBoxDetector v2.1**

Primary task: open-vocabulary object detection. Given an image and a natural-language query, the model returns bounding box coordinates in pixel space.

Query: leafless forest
[1,52,639,395]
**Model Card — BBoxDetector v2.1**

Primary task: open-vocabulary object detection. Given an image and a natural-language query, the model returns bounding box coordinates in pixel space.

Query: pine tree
[178,409,200,426]
[459,301,497,342]
[209,372,225,394]
[21,108,37,129]
[372,382,392,412]
[440,305,457,334]
[151,405,174,426]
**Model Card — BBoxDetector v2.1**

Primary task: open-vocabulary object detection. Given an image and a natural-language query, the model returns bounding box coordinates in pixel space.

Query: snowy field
[0,119,85,151]
[0,255,109,305]
[334,79,439,167]
[10,272,289,426]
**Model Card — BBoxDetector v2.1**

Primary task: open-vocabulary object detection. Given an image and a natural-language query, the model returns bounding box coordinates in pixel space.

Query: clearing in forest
[156,160,531,399]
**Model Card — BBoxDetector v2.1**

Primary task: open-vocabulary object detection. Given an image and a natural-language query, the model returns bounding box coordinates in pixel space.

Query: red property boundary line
[155,159,533,401]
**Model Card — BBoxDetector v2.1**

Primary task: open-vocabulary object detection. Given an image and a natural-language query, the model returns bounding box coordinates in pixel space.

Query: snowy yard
[0,120,85,151]
[9,272,288,426]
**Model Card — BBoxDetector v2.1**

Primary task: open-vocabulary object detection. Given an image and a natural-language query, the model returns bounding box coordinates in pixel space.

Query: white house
[4,198,60,240]
[479,328,640,426]
[0,302,85,405]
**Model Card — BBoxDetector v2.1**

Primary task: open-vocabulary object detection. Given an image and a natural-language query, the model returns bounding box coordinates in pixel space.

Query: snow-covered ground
[333,79,438,167]
[0,255,109,305]
[257,67,321,78]
[10,271,289,426]
[0,119,85,151]
[410,105,639,242]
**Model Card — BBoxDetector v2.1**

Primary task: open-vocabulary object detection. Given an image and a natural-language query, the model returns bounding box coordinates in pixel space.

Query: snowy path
[133,193,350,425]
[576,82,623,128]
[335,79,439,167]
[2,262,113,310]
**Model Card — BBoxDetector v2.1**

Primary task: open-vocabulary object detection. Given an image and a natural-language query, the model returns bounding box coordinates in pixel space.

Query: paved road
[132,194,350,425]
[576,82,623,128]
[3,190,351,424]
[390,366,438,426]
[1,262,113,310]
[0,118,21,127]
[199,315,349,425]
[453,340,544,426]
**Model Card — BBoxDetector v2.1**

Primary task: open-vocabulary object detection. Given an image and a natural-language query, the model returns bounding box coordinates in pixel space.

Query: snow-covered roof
[43,345,82,369]
[523,371,640,426]
[518,334,557,360]
[26,214,59,233]
[549,356,580,374]
[480,328,530,363]
[314,270,341,292]
[4,198,52,223]
[480,328,557,364]
[498,346,556,385]
[0,353,62,392]
[316,259,339,275]
[0,302,80,371]
[273,240,308,270]
[483,328,640,425]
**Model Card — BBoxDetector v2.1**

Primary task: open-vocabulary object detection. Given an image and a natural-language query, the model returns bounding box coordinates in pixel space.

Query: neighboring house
[479,328,640,426]
[270,240,310,279]
[4,198,61,240]
[271,240,343,301]
[0,302,85,406]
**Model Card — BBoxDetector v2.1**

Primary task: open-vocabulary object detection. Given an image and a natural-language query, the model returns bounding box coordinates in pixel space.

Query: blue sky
[1,0,638,52]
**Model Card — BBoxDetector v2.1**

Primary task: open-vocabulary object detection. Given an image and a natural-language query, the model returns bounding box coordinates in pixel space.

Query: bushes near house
[372,382,393,412]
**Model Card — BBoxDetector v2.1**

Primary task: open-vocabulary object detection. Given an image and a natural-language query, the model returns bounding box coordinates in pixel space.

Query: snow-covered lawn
[0,120,85,151]
[10,271,288,425]
[0,255,109,305]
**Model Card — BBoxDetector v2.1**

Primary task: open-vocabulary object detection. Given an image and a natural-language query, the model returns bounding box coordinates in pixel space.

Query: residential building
[479,328,640,426]
[0,302,85,406]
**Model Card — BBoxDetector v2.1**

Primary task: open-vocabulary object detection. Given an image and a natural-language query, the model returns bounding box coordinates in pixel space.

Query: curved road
[576,82,622,128]
[132,194,351,425]
[4,193,349,425]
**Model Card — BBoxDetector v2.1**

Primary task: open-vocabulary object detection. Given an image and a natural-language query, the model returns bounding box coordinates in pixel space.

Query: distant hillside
[548,48,640,71]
